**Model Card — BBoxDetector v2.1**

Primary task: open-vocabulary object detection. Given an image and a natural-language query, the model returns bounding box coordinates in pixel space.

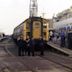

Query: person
[25,38,29,55]
[49,31,53,41]
[23,39,27,55]
[17,36,26,56]
[28,37,35,56]
[27,38,31,56]
[31,38,35,56]
[60,30,65,47]
[39,37,44,56]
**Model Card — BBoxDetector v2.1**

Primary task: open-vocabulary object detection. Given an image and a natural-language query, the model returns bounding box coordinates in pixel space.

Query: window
[43,32,46,35]
[43,26,47,28]
[27,32,30,36]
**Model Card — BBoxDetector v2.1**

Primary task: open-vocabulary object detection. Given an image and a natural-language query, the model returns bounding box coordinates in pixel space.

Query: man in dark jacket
[60,31,65,47]
[28,38,35,56]
[39,37,44,56]
[17,37,26,56]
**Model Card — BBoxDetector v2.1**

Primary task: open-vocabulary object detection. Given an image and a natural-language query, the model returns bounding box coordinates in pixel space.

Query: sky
[0,0,72,35]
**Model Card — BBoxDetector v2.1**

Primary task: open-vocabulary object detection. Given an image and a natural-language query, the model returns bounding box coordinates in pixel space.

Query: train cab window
[34,23,39,28]
[35,23,39,25]
[33,21,41,28]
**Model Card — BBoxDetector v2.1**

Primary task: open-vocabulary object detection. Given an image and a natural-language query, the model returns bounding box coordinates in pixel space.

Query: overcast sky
[0,0,72,35]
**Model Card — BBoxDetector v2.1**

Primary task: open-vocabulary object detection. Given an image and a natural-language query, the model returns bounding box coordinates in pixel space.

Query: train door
[33,21,41,39]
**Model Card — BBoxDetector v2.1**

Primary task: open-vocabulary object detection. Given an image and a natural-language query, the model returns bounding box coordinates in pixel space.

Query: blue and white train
[53,17,72,49]
[53,17,72,32]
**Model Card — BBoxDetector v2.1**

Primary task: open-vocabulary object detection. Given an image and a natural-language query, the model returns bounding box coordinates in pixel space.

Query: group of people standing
[49,30,66,47]
[14,37,45,56]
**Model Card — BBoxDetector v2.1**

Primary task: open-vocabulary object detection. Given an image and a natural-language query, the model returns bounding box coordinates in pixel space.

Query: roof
[14,16,49,30]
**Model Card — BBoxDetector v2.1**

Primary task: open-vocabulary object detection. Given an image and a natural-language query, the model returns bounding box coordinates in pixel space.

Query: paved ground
[0,56,72,72]
[0,38,72,72]
[0,46,72,72]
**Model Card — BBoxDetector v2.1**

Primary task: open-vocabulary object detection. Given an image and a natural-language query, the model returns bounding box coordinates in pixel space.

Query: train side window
[33,21,41,28]
[43,26,47,28]
[27,32,30,36]
[43,32,46,35]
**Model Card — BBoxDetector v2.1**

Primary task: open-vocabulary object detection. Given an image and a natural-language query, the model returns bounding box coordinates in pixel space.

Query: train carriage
[53,17,72,49]
[13,17,49,41]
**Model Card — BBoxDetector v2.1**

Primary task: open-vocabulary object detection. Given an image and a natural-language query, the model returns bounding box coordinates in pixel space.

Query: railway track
[0,43,16,57]
[40,52,72,71]
[0,46,12,57]
[10,50,72,72]
[15,55,72,72]
[0,43,72,72]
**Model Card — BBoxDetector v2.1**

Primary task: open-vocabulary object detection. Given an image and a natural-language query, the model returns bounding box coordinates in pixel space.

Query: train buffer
[47,41,72,57]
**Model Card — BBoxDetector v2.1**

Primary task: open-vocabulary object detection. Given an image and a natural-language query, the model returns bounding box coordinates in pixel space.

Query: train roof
[14,17,49,30]
[24,17,49,23]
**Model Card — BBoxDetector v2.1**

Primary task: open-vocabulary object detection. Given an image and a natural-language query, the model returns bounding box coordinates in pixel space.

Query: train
[53,17,72,32]
[13,17,49,42]
[53,17,72,48]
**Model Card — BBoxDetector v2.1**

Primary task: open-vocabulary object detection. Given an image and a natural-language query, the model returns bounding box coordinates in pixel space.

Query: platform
[47,41,72,57]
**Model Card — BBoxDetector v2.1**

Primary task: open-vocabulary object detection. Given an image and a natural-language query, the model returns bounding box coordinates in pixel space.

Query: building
[53,6,72,31]
[53,6,72,22]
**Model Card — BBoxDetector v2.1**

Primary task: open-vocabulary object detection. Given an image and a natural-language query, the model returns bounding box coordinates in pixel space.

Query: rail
[0,43,16,57]
[40,52,72,70]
